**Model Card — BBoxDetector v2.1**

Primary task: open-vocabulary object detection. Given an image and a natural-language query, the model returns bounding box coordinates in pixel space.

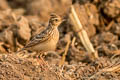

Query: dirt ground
[0,0,120,80]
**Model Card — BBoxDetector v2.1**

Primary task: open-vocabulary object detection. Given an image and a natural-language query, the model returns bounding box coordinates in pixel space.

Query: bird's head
[49,13,64,27]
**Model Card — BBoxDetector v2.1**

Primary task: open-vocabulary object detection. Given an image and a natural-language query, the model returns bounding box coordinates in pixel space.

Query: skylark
[17,13,63,59]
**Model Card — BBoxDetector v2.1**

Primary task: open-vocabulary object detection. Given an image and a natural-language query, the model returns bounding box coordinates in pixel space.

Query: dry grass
[69,5,98,61]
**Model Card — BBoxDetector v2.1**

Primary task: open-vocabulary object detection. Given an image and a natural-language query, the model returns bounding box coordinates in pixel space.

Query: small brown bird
[17,13,63,59]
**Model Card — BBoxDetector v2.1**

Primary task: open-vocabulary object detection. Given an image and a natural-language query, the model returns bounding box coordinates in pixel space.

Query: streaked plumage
[17,13,63,53]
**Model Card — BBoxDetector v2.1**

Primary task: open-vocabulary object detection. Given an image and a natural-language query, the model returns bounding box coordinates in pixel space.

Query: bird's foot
[36,56,49,71]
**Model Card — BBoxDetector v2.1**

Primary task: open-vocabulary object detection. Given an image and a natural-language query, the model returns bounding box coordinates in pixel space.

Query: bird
[16,13,64,63]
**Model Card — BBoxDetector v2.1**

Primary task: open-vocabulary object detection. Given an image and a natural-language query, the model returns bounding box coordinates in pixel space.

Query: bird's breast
[31,28,59,52]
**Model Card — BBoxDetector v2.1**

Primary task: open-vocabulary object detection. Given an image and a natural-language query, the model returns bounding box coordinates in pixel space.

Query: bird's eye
[55,19,58,21]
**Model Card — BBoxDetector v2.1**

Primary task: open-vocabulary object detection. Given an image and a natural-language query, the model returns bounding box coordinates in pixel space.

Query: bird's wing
[24,30,51,49]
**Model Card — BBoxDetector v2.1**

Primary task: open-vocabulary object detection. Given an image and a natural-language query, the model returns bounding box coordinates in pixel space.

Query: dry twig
[89,62,120,79]
[105,20,114,31]
[69,5,98,61]
[59,39,71,67]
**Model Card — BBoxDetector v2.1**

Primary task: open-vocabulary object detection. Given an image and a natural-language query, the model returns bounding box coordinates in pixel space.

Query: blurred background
[0,0,120,80]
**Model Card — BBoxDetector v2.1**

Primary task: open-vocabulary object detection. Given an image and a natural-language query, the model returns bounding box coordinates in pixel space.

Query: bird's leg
[36,52,49,70]
[36,54,44,69]
[39,52,49,67]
